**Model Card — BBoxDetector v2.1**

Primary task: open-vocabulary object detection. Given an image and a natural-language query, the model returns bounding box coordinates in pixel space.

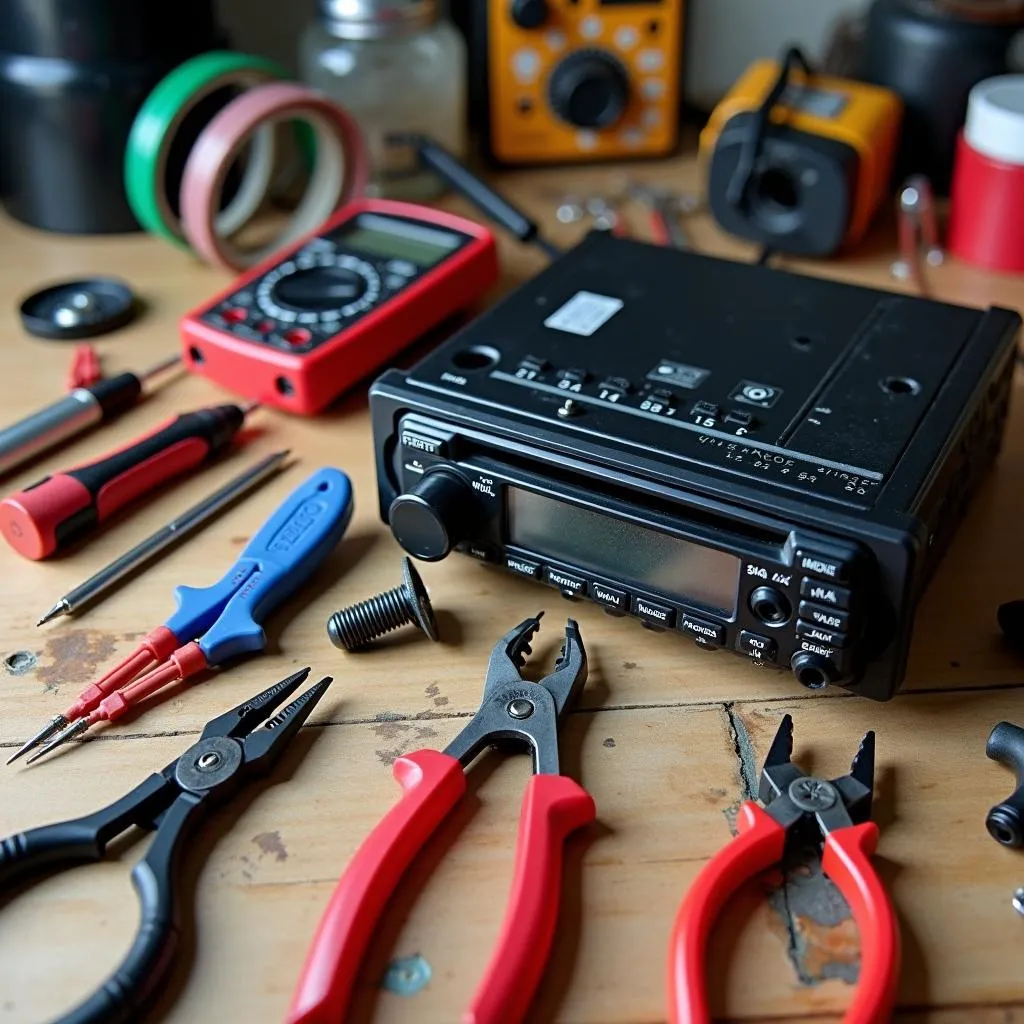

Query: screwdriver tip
[25,719,89,765]
[37,601,68,627]
[241,401,261,416]
[140,354,183,382]
[6,715,69,765]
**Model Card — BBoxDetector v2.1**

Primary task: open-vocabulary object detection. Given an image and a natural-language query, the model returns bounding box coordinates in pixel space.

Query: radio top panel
[389,231,1017,513]
[369,233,1020,700]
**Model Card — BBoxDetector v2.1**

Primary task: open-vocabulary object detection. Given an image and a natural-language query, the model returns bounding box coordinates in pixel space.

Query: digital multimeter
[180,198,499,414]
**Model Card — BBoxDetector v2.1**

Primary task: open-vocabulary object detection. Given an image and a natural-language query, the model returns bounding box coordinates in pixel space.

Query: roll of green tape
[125,50,288,247]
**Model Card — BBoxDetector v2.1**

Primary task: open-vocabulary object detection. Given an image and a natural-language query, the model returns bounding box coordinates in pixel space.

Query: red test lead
[287,614,595,1024]
[0,400,256,560]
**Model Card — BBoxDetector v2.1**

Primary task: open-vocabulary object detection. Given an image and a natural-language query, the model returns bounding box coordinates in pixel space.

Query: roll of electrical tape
[180,82,368,272]
[125,51,287,247]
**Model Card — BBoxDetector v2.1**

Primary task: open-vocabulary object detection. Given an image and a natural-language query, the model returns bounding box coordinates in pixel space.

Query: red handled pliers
[287,613,595,1024]
[668,715,900,1024]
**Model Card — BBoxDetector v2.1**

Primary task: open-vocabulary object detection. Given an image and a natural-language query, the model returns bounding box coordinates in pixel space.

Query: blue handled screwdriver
[11,466,354,765]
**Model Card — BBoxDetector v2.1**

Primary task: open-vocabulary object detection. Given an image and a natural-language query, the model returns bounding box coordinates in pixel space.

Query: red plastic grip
[822,823,900,1024]
[667,802,787,1024]
[465,773,596,1024]
[286,749,466,1024]
[0,475,93,559]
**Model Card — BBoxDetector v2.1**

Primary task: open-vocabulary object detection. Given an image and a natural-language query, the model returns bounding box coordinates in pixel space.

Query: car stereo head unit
[369,232,1020,700]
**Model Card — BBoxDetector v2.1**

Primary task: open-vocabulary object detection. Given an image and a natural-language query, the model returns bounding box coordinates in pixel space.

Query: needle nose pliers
[668,714,900,1024]
[0,668,332,1024]
[287,613,595,1024]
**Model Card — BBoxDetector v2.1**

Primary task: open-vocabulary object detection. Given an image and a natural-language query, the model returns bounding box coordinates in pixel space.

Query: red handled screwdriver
[0,401,257,560]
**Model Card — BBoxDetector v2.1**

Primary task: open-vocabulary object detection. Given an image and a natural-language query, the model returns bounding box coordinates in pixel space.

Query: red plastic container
[948,75,1024,274]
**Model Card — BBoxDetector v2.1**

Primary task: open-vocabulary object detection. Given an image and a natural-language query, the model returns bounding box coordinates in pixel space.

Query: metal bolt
[197,751,222,772]
[507,698,534,720]
[327,557,438,651]
[1014,888,1024,917]
[788,777,838,813]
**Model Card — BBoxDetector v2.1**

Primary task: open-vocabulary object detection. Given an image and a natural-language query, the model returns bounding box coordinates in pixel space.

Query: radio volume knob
[548,49,630,129]
[510,0,549,28]
[388,471,475,561]
[790,651,840,691]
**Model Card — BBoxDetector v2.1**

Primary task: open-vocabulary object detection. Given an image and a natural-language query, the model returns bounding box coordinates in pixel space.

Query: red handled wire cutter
[287,613,595,1024]
[668,715,900,1024]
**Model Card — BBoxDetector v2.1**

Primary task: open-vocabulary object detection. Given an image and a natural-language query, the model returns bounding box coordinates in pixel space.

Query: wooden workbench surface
[1,154,1023,1024]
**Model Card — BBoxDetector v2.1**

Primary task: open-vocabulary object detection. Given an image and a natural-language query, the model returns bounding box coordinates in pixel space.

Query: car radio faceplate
[370,233,1020,700]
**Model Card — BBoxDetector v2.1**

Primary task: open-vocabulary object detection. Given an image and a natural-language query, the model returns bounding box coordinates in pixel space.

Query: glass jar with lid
[300,0,467,201]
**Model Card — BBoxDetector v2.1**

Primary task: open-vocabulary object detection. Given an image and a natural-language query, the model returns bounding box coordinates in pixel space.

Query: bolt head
[788,776,837,813]
[507,698,535,720]
[401,557,439,641]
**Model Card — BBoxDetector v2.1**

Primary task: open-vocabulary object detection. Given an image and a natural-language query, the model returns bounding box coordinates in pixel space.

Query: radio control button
[590,581,629,611]
[799,578,852,609]
[724,409,755,428]
[599,375,632,396]
[545,567,586,596]
[632,596,675,629]
[739,630,777,663]
[796,549,851,584]
[637,48,664,72]
[680,615,726,647]
[691,400,720,419]
[389,471,475,562]
[796,620,851,648]
[510,0,549,29]
[557,367,589,385]
[507,556,542,579]
[790,650,839,690]
[749,586,792,625]
[400,430,447,457]
[798,601,851,632]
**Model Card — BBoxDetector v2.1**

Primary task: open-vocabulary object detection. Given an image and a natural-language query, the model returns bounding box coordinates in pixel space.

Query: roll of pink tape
[181,82,369,271]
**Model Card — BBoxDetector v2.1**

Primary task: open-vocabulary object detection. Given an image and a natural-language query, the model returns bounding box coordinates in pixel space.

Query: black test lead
[0,353,181,478]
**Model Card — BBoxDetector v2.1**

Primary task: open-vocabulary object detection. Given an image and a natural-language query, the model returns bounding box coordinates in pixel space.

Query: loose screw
[327,557,439,651]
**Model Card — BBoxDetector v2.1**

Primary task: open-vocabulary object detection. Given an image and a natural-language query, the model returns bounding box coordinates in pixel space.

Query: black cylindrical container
[859,0,1024,193]
[0,0,224,234]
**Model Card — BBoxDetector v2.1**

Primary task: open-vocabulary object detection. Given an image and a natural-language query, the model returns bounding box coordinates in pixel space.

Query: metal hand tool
[891,174,944,294]
[37,449,291,625]
[10,466,353,765]
[628,183,697,249]
[985,721,1024,848]
[0,354,179,478]
[667,715,899,1024]
[0,669,331,1024]
[287,613,595,1024]
[0,399,256,560]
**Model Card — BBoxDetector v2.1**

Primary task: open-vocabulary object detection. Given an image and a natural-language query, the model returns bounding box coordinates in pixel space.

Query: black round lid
[19,277,139,340]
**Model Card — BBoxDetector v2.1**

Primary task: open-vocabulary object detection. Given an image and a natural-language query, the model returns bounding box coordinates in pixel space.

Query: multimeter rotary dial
[255,252,382,326]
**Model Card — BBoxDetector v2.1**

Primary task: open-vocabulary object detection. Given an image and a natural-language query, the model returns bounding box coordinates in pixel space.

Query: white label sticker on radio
[544,291,623,336]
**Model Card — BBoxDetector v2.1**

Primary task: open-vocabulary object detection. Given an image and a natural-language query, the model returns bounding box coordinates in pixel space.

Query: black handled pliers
[0,667,332,1024]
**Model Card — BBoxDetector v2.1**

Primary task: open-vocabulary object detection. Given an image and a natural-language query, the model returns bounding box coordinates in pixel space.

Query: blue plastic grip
[164,467,354,665]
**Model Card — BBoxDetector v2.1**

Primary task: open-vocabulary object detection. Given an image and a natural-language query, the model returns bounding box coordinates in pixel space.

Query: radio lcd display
[507,487,741,614]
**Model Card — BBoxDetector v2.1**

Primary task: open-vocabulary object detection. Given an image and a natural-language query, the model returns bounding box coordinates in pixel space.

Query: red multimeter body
[180,198,499,415]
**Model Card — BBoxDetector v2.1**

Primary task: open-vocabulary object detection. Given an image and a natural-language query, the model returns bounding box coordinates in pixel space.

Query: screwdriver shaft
[37,450,289,624]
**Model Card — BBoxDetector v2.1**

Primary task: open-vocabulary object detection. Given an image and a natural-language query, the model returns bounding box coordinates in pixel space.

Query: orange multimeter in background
[472,0,683,165]
[700,48,903,257]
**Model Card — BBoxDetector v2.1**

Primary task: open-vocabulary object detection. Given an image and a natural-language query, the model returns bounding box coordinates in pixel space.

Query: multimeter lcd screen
[339,214,463,267]
[507,488,740,614]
